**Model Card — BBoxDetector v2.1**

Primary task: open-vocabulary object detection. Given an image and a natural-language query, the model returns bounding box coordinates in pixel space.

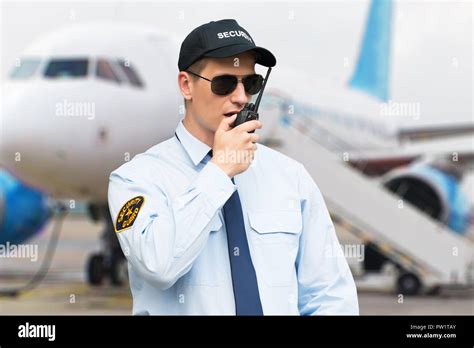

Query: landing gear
[87,253,105,285]
[86,204,128,287]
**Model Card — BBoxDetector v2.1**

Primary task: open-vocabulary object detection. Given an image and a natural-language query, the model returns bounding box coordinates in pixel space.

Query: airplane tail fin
[349,0,394,101]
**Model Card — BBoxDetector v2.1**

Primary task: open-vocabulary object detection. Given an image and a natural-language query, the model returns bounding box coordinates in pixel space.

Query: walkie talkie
[232,67,272,133]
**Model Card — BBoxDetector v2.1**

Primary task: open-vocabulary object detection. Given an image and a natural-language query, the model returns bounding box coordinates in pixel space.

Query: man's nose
[229,81,250,106]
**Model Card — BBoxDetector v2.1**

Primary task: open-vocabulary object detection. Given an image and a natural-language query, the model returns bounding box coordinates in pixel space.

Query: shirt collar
[175,120,212,166]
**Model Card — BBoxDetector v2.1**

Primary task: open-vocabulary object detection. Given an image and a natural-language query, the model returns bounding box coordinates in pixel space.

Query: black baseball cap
[178,19,276,71]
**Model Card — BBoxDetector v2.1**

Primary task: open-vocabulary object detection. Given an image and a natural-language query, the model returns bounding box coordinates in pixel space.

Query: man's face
[185,52,256,135]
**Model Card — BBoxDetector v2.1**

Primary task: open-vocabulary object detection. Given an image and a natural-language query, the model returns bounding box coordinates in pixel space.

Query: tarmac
[1,215,472,315]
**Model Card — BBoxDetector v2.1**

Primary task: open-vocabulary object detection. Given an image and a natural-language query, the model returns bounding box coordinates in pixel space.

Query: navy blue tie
[221,163,263,315]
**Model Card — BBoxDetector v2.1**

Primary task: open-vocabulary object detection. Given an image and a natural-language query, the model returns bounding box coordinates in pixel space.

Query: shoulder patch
[115,196,145,233]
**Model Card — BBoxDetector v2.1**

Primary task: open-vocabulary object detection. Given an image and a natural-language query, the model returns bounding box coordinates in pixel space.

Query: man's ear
[178,71,193,103]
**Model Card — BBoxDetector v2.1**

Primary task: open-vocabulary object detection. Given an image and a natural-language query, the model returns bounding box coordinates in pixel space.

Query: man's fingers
[234,120,262,133]
[249,134,260,143]
[217,114,238,132]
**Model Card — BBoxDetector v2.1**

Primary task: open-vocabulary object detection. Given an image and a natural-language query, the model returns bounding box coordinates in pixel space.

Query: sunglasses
[186,71,264,96]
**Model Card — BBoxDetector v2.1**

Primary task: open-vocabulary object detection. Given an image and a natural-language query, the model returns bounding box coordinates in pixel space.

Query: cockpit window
[44,59,88,78]
[96,59,120,83]
[116,59,144,88]
[9,59,41,79]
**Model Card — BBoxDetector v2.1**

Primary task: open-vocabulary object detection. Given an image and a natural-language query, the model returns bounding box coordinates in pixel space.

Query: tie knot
[208,149,213,158]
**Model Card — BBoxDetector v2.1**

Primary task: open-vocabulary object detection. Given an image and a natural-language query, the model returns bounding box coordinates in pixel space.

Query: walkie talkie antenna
[253,67,272,112]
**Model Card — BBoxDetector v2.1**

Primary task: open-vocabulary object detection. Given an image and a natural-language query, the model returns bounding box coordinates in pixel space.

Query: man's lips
[224,110,241,117]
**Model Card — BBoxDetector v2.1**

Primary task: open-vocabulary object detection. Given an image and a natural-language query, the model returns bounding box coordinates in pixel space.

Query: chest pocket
[248,210,302,287]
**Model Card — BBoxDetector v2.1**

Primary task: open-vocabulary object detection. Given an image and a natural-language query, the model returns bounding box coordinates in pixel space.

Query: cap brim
[203,44,276,67]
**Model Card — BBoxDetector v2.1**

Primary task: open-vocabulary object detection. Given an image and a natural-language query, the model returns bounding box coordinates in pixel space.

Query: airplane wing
[347,138,474,176]
[397,123,474,143]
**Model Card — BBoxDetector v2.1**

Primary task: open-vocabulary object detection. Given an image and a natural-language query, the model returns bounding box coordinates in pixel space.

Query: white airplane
[1,0,472,287]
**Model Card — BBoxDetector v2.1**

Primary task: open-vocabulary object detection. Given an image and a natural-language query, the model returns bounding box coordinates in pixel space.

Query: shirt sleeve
[295,164,359,315]
[108,160,235,290]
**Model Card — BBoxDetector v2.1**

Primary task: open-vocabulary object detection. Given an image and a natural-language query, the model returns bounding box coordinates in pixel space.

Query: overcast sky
[1,0,472,128]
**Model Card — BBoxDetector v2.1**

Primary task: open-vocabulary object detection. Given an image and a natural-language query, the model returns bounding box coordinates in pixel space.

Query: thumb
[217,114,237,132]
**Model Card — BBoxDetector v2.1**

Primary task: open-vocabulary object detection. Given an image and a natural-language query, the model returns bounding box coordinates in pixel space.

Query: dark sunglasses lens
[211,75,237,95]
[243,74,264,95]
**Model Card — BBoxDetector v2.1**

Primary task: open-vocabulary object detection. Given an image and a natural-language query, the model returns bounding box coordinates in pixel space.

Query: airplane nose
[1,81,94,161]
[0,79,113,199]
[0,81,96,191]
[0,85,44,186]
[1,83,45,155]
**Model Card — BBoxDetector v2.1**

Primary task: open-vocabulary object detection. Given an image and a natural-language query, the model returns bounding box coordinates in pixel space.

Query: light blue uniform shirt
[108,120,359,315]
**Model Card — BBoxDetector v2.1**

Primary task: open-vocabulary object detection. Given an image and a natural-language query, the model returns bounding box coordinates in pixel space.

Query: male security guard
[108,19,359,315]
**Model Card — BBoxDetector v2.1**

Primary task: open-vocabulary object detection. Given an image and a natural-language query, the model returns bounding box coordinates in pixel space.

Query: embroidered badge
[115,196,145,233]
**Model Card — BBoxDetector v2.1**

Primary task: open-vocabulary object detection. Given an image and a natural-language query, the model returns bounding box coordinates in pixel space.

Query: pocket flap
[248,210,302,234]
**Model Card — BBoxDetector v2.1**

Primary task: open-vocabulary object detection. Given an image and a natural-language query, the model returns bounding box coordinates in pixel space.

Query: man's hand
[211,114,262,178]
